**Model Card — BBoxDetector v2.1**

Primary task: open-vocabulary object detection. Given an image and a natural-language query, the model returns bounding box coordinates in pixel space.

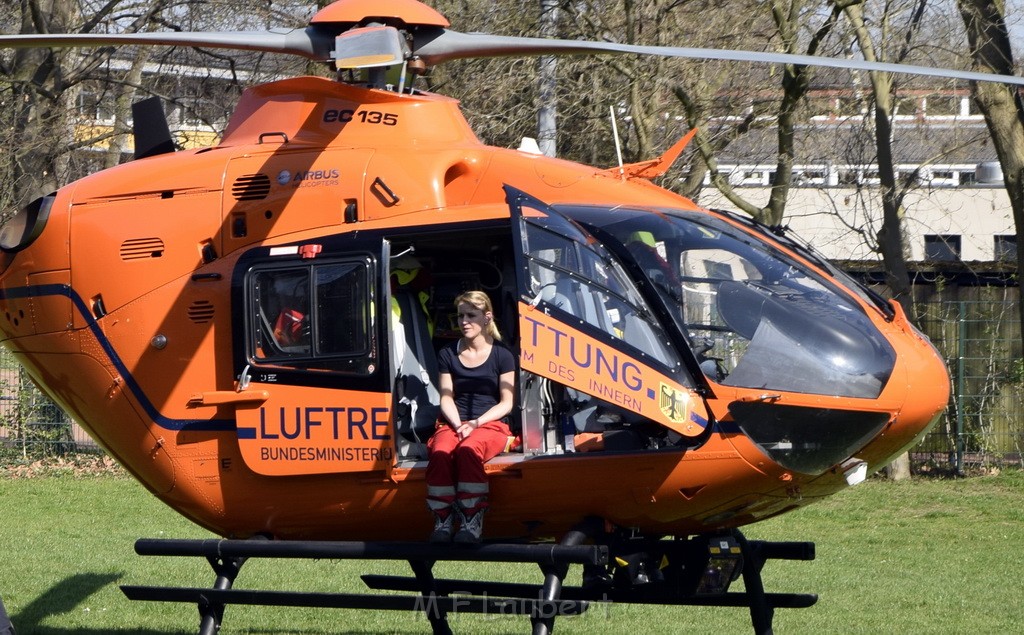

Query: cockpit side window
[254,268,311,356]
[247,258,375,374]
[523,216,681,370]
[314,262,372,357]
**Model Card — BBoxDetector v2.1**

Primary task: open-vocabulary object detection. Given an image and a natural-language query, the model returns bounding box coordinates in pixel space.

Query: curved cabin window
[672,216,897,398]
[247,258,375,374]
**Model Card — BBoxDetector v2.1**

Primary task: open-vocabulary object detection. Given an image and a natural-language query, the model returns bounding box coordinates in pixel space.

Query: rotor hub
[311,0,449,29]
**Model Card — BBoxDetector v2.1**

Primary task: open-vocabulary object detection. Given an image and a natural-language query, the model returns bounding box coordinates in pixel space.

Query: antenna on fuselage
[609,106,625,181]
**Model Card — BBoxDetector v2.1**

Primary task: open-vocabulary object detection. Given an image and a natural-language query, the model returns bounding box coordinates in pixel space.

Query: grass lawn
[1,466,1022,634]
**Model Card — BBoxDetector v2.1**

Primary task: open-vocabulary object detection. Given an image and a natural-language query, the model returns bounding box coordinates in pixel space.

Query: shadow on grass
[10,573,443,635]
[11,572,183,635]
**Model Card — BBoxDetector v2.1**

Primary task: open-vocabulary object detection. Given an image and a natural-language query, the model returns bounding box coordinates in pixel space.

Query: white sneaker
[429,512,454,543]
[454,508,485,544]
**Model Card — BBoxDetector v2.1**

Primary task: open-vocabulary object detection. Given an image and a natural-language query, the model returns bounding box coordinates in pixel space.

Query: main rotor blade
[0,28,336,60]
[414,30,1024,86]
[5,24,1021,87]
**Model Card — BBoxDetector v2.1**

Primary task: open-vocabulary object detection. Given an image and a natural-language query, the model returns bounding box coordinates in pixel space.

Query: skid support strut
[532,517,602,635]
[197,552,246,635]
[734,531,816,635]
[408,559,452,635]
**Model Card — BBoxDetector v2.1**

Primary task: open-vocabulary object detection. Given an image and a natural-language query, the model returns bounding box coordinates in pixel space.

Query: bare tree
[839,0,929,318]
[695,0,844,225]
[1,0,86,208]
[427,1,540,151]
[0,0,312,214]
[956,0,1024,348]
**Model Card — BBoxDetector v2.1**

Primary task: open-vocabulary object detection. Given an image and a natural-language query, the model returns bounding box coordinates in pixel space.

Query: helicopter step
[119,529,815,635]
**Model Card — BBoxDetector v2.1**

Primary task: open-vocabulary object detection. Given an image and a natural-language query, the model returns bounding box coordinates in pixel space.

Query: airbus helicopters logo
[277,168,340,188]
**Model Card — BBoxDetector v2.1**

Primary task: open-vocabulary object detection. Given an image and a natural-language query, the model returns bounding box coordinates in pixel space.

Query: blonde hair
[455,290,502,341]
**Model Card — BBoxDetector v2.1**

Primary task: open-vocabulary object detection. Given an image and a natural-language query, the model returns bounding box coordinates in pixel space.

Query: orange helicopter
[2,1,1016,633]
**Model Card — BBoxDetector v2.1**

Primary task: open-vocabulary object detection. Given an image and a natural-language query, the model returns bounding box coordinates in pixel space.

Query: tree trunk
[957,0,1024,350]
[843,2,921,479]
[885,453,911,480]
[537,0,559,157]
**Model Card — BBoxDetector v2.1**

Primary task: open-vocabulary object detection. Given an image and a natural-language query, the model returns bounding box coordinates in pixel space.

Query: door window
[247,258,375,374]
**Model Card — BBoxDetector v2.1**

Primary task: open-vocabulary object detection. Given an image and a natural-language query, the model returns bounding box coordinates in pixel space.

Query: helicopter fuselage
[0,76,949,541]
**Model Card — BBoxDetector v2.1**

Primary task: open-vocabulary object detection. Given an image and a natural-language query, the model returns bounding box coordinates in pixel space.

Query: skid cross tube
[361,574,816,608]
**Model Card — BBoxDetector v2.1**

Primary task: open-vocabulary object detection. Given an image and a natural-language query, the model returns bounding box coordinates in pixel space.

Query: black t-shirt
[437,342,516,421]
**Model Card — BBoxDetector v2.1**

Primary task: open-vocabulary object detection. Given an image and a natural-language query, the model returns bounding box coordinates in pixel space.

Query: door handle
[189,390,270,406]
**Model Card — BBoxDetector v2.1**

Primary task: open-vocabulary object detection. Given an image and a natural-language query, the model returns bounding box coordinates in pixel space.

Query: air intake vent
[120,238,165,260]
[187,300,215,324]
[232,174,272,201]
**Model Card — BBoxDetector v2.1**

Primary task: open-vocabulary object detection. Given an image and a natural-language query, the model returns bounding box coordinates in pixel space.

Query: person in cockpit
[425,291,516,544]
[626,230,676,287]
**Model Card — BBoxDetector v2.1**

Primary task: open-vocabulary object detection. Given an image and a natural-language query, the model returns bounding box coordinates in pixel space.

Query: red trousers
[426,421,511,516]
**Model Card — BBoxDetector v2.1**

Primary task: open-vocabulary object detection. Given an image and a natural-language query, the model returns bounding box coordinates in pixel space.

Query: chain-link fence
[914,294,1023,472]
[1,297,1021,469]
[0,354,98,459]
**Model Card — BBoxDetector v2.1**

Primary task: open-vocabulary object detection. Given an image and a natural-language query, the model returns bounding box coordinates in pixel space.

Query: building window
[923,235,962,262]
[77,91,115,123]
[994,235,1017,262]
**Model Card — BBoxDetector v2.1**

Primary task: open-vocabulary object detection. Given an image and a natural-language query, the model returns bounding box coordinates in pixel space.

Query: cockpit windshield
[562,205,897,400]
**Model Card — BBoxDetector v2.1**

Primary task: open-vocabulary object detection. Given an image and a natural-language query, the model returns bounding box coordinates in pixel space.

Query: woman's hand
[456,419,479,441]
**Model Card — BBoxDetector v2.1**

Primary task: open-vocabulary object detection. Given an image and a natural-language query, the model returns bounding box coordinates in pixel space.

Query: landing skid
[120,527,816,635]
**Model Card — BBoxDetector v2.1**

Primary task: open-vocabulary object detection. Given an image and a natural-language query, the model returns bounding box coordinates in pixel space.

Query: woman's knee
[452,442,485,463]
[429,448,456,464]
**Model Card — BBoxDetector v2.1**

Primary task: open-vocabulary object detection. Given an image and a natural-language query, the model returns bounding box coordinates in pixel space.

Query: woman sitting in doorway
[425,290,516,544]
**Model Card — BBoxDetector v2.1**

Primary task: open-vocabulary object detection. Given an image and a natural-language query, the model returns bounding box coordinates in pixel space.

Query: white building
[697,164,1015,264]
[692,92,1017,267]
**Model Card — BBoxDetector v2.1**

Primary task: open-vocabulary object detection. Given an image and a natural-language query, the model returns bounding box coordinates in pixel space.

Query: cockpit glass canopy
[561,205,897,400]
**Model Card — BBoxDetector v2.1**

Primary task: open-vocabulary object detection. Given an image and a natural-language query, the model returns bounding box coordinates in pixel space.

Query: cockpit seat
[545,278,579,316]
[548,278,617,337]
[579,286,616,334]
[392,291,440,456]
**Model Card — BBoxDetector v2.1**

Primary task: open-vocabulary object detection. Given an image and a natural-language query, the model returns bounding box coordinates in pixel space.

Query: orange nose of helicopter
[567,202,952,482]
[855,300,951,472]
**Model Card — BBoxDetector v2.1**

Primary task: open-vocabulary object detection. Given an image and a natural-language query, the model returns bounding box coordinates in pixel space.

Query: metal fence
[1,297,1022,470]
[914,296,1023,472]
[0,359,98,459]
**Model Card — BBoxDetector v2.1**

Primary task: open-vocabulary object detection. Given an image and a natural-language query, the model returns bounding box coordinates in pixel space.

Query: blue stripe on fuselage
[0,284,234,432]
